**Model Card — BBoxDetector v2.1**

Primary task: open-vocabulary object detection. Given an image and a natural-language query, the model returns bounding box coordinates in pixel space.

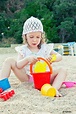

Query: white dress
[15,43,54,76]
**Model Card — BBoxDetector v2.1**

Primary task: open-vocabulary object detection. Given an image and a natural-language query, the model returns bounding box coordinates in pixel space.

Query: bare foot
[61,84,66,88]
[55,89,62,97]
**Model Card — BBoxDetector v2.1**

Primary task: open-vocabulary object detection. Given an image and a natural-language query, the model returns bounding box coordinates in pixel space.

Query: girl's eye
[37,36,40,38]
[30,36,34,38]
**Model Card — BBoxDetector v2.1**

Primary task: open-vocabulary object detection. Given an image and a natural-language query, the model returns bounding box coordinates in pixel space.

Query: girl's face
[26,32,42,48]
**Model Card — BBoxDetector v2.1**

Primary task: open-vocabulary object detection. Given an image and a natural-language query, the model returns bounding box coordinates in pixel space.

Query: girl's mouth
[32,43,37,46]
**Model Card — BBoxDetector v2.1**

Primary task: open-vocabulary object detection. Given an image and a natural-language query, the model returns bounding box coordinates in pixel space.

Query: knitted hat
[22,16,43,35]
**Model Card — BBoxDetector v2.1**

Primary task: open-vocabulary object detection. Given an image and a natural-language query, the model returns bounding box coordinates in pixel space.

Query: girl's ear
[22,34,24,39]
[23,34,27,44]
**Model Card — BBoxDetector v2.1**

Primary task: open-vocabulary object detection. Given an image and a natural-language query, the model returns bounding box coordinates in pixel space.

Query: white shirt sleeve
[15,45,26,57]
[42,43,54,57]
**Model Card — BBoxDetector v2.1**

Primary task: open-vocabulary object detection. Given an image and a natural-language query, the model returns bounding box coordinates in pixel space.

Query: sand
[0,50,76,114]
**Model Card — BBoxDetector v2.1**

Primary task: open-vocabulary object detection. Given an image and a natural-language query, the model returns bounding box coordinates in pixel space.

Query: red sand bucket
[30,57,53,90]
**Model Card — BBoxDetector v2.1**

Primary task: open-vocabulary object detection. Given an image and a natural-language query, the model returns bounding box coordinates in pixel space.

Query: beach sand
[0,51,76,114]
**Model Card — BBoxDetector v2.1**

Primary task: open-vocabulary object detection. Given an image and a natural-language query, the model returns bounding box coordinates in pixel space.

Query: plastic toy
[62,81,76,88]
[30,57,53,90]
[41,84,56,97]
[0,88,3,93]
[34,54,56,73]
[34,61,46,73]
[0,89,15,101]
[0,78,11,91]
[51,54,57,62]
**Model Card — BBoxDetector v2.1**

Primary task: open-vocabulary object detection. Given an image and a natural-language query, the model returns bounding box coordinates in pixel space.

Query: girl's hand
[46,54,57,64]
[27,56,38,64]
[46,56,53,64]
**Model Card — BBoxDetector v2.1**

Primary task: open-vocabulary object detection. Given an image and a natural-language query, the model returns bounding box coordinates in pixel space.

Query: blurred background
[0,0,76,47]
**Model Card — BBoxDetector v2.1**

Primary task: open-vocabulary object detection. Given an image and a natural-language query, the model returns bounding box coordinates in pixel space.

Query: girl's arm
[16,54,29,69]
[16,53,38,69]
[46,50,62,63]
[51,50,62,62]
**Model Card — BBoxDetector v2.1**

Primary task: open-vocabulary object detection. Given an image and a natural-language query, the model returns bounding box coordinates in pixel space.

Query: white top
[15,43,54,76]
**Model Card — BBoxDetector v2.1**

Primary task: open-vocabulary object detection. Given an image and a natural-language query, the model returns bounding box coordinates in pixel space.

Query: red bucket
[30,57,53,90]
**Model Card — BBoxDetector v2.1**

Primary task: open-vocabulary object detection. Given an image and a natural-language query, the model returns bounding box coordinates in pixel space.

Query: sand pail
[0,78,11,91]
[41,83,56,97]
[30,57,53,90]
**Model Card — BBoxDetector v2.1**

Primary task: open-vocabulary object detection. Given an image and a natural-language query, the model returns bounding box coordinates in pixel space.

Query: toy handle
[30,57,53,74]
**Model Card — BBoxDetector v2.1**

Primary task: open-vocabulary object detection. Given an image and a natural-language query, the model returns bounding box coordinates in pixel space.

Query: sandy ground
[0,49,76,114]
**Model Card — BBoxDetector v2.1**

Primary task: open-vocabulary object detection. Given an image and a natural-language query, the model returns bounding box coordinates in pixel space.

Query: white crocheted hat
[22,16,43,35]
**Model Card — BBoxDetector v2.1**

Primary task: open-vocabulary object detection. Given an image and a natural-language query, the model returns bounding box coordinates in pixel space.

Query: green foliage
[0,0,76,44]
[58,21,74,42]
[0,37,16,47]
[0,0,7,10]
[53,0,76,42]
[0,13,10,40]
[14,0,58,43]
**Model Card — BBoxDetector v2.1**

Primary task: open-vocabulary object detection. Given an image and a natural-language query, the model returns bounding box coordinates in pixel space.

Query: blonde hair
[22,32,47,49]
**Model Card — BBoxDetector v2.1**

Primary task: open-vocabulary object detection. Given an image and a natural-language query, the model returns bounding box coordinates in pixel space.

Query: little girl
[0,16,67,97]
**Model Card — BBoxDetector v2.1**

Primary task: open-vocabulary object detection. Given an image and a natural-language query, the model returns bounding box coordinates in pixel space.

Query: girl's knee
[4,57,16,66]
[59,68,67,76]
[5,57,15,63]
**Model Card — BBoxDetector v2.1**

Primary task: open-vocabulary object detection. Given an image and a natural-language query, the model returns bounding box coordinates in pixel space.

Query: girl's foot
[55,89,62,97]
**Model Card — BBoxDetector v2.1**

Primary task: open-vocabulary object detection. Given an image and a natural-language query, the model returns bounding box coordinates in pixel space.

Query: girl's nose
[33,38,37,41]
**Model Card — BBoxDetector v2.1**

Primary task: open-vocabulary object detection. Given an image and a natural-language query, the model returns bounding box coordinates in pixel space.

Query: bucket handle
[30,57,53,74]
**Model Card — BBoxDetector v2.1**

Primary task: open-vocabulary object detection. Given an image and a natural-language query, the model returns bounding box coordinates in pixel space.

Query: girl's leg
[51,68,67,96]
[0,57,29,82]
